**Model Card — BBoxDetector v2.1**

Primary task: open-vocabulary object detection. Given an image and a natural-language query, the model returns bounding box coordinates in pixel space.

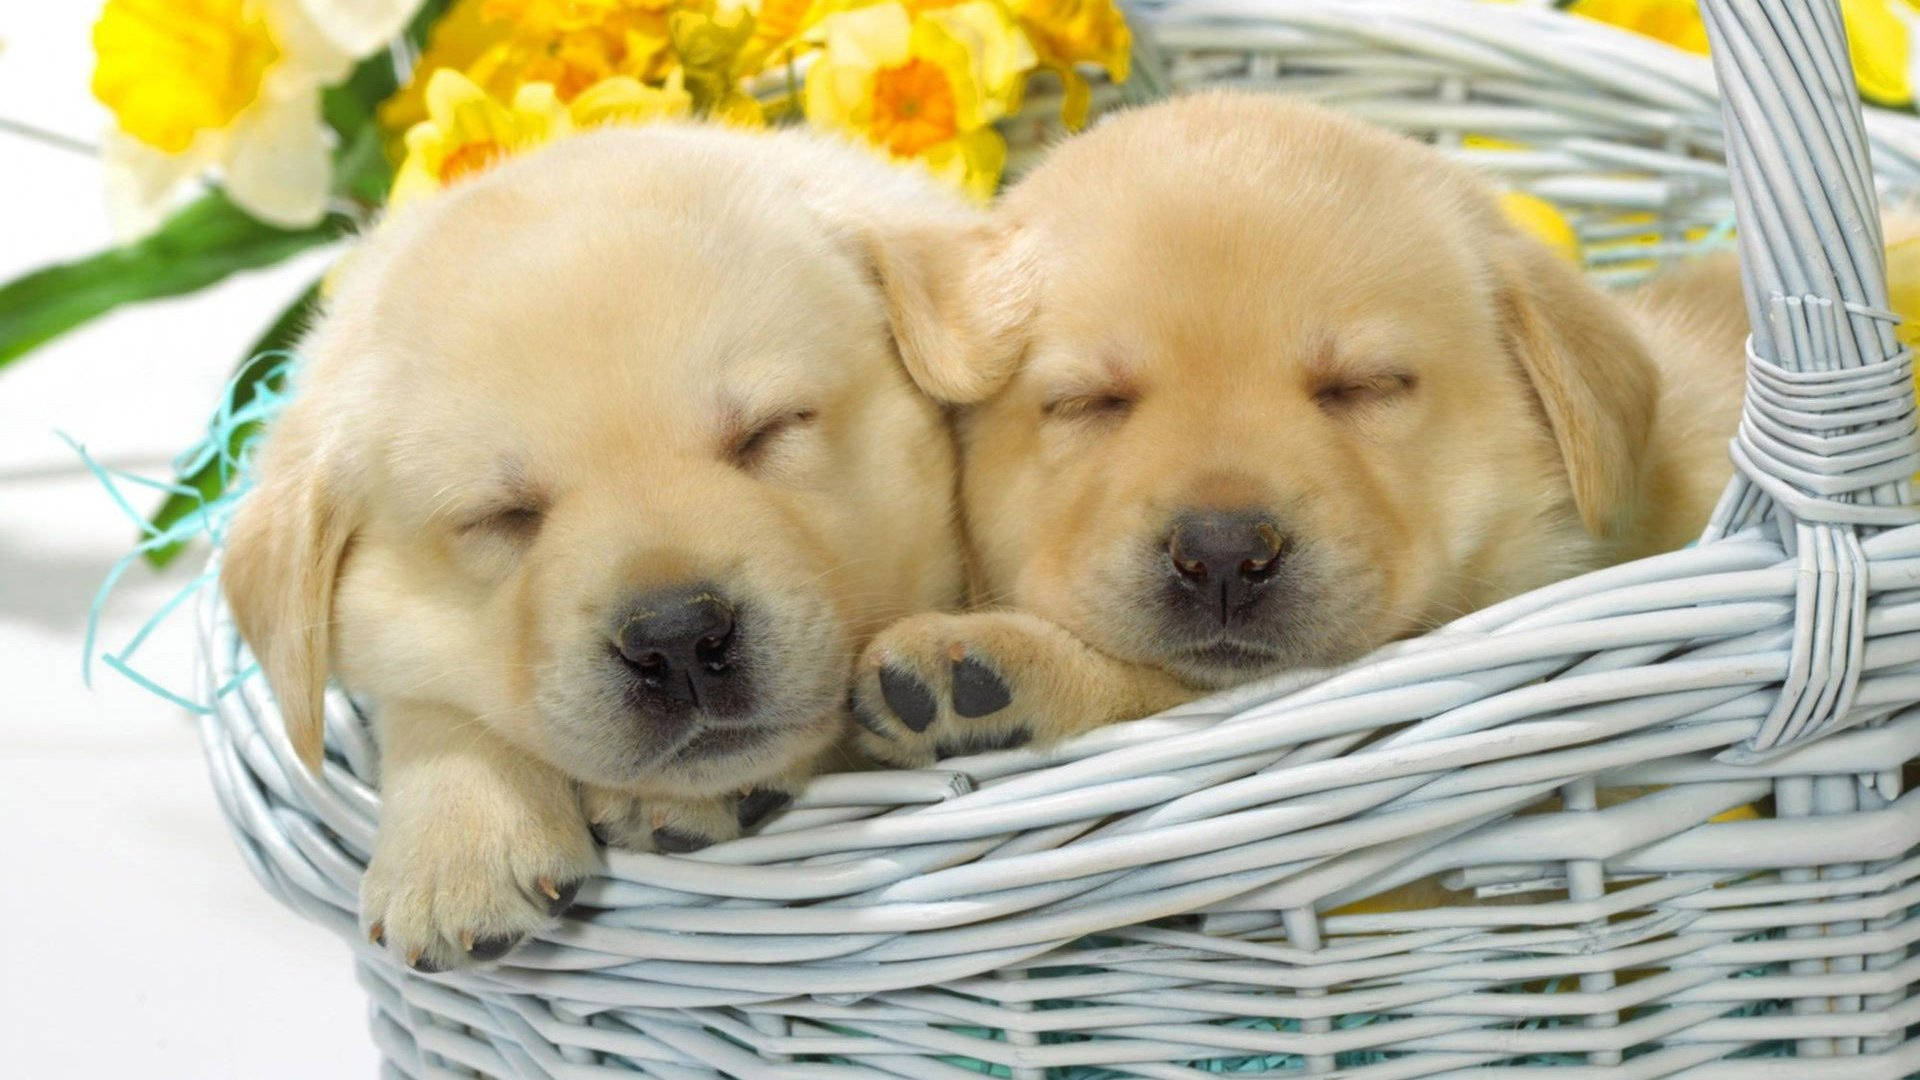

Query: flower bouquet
[1,0,1139,567]
[4,0,1918,573]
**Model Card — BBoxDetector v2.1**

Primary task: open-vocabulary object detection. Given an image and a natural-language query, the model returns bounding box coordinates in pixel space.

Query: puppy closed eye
[731,408,819,469]
[1042,391,1136,424]
[451,501,545,578]
[460,503,545,543]
[1313,371,1416,413]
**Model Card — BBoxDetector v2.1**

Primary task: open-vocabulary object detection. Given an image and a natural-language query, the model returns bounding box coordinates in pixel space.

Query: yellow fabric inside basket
[1326,801,1760,917]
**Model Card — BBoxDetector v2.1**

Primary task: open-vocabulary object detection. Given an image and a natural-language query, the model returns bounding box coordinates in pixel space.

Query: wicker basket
[199,1,1920,1075]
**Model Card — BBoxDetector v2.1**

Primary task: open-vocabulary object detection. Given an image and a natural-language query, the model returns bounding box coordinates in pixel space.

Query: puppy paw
[583,778,799,853]
[582,787,741,852]
[361,794,595,973]
[850,612,1042,768]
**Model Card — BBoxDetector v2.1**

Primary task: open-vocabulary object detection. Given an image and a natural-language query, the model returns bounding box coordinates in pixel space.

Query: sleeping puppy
[849,93,1749,766]
[223,124,981,970]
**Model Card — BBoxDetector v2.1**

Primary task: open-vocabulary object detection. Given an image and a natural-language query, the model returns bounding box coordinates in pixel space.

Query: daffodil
[670,2,769,122]
[1002,0,1128,128]
[1564,0,1710,54]
[389,69,572,206]
[388,67,692,206]
[1499,190,1581,263]
[1887,234,1920,348]
[91,0,421,235]
[741,0,818,72]
[569,70,695,126]
[382,0,778,137]
[805,1,1035,199]
[377,0,501,134]
[1565,0,1920,108]
[1883,234,1920,481]
[1840,0,1920,107]
[483,0,681,97]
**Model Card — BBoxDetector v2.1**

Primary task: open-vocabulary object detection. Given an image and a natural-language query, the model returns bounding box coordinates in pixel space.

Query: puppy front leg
[850,610,1196,767]
[361,701,596,972]
[582,745,835,852]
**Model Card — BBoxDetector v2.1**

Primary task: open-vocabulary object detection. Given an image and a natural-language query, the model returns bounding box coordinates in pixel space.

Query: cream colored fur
[851,93,1750,766]
[223,125,980,970]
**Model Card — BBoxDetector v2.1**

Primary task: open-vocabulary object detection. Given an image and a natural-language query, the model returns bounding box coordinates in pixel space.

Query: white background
[0,6,380,1076]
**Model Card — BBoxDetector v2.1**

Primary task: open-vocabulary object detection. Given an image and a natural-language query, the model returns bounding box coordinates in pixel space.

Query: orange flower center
[870,58,957,157]
[438,140,507,183]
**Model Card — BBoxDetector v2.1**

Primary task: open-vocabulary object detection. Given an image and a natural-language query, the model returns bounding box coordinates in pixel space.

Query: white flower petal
[259,0,356,83]
[101,129,218,241]
[290,0,423,60]
[223,92,333,228]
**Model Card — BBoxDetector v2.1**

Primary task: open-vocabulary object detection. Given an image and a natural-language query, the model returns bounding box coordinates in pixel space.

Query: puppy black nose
[1167,511,1287,621]
[615,585,737,707]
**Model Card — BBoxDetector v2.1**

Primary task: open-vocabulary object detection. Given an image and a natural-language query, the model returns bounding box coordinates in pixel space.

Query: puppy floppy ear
[864,219,1038,404]
[1489,229,1659,540]
[222,406,357,773]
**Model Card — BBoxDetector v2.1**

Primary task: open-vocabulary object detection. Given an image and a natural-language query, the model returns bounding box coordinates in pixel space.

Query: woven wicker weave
[199,1,1920,1075]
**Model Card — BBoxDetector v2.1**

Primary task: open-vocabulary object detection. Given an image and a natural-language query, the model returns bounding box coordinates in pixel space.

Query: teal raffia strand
[144,281,319,568]
[72,353,294,712]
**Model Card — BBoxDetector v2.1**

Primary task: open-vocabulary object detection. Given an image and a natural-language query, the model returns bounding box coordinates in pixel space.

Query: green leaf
[405,0,456,50]
[143,281,320,568]
[332,117,396,206]
[323,46,406,206]
[0,189,345,371]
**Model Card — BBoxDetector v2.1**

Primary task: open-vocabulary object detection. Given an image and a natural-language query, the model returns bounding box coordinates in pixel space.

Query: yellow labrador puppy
[224,125,981,970]
[849,93,1749,766]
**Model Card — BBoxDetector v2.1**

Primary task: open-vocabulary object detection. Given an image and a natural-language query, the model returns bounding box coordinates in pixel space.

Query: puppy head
[224,126,967,793]
[906,95,1657,687]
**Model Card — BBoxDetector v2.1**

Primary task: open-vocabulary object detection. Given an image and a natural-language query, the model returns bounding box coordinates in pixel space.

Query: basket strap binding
[1713,298,1919,761]
[1699,0,1920,762]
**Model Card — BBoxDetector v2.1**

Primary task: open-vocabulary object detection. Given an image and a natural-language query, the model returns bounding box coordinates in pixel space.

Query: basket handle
[1699,0,1920,757]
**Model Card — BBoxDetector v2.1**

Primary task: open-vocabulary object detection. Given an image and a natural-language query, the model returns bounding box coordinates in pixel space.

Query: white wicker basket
[200,1,1920,1075]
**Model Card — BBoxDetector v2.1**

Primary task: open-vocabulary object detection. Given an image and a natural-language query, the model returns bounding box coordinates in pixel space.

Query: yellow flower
[389,67,692,206]
[472,0,679,99]
[670,2,770,121]
[91,0,421,234]
[1888,234,1920,348]
[1499,190,1581,263]
[92,0,280,154]
[389,69,572,206]
[805,1,1034,198]
[1564,0,1920,107]
[1565,0,1710,54]
[1841,0,1919,107]
[742,0,818,70]
[568,70,694,126]
[1886,234,1920,481]
[378,0,500,135]
[1003,0,1128,128]
[383,0,776,139]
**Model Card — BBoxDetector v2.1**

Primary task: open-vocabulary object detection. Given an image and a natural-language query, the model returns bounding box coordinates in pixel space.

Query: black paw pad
[878,666,938,732]
[408,954,444,974]
[950,656,1012,718]
[935,727,1032,759]
[848,690,893,737]
[737,788,792,830]
[544,879,582,915]
[467,934,521,963]
[652,828,710,854]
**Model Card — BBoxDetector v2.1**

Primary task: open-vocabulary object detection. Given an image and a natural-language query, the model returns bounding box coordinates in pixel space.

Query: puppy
[848,93,1749,766]
[223,124,982,970]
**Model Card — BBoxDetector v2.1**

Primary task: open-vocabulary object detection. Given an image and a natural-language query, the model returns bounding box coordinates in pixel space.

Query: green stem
[0,190,345,372]
[142,281,321,568]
